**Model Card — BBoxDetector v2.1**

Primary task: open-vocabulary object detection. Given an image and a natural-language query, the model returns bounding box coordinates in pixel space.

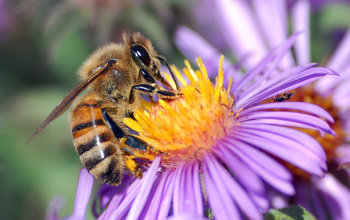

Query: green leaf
[264,206,316,220]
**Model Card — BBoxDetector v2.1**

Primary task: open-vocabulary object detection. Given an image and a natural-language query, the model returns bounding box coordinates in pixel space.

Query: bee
[273,92,295,102]
[29,32,181,185]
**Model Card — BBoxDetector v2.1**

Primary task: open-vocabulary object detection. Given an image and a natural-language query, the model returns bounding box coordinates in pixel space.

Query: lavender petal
[210,154,263,220]
[222,139,295,195]
[231,132,326,177]
[240,102,334,122]
[291,0,311,65]
[126,156,161,220]
[202,154,241,219]
[70,168,94,220]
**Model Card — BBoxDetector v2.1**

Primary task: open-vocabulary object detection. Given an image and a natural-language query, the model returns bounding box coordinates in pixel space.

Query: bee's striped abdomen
[70,98,124,185]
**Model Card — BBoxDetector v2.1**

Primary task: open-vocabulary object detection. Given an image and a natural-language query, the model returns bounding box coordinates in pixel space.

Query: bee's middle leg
[102,108,150,178]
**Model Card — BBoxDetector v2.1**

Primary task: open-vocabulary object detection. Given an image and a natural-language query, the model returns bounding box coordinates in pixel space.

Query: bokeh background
[1,0,350,219]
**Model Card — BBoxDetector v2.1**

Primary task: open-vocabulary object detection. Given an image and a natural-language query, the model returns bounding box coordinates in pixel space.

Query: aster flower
[79,35,336,220]
[174,0,350,219]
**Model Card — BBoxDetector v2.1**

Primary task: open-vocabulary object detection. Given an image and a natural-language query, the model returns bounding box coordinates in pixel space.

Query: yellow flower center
[124,56,236,169]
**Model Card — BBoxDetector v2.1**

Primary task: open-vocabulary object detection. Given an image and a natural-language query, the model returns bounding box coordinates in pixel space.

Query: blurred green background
[1,0,350,219]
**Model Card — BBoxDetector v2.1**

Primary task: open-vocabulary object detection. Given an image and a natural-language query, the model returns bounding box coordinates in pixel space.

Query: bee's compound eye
[130,45,151,67]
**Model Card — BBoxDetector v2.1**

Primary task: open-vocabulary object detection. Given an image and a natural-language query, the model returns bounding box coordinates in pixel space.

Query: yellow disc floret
[123,56,236,169]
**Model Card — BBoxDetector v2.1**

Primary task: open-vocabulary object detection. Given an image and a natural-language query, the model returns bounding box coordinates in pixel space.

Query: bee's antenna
[156,56,180,91]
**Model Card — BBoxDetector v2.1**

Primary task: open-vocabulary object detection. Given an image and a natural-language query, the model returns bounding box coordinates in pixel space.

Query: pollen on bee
[125,156,139,172]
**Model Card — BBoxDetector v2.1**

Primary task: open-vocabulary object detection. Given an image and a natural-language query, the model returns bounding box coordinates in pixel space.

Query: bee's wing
[28,60,116,143]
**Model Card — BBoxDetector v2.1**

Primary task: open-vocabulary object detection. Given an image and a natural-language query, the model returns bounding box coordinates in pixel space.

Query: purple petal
[101,178,142,219]
[241,118,331,136]
[237,66,337,109]
[213,142,265,195]
[92,186,115,217]
[231,131,326,177]
[99,193,125,220]
[143,170,174,219]
[138,174,163,219]
[249,192,270,212]
[294,181,313,212]
[167,213,207,220]
[267,190,289,209]
[214,0,269,70]
[208,153,263,220]
[310,185,329,220]
[93,175,134,218]
[234,125,327,172]
[126,156,161,220]
[172,162,203,216]
[235,63,315,104]
[335,144,350,164]
[227,138,292,180]
[240,102,334,122]
[315,66,350,98]
[237,111,335,136]
[201,154,241,219]
[174,26,238,79]
[251,0,294,68]
[333,78,350,110]
[236,124,327,162]
[157,171,176,220]
[69,168,94,220]
[291,0,311,65]
[252,0,288,46]
[174,25,219,62]
[222,139,295,195]
[173,162,186,215]
[316,174,350,219]
[233,34,299,100]
[213,143,270,211]
[191,162,203,216]
[327,28,350,72]
[45,196,65,220]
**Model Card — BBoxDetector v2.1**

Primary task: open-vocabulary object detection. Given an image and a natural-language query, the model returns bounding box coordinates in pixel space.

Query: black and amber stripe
[70,98,124,185]
[71,119,105,134]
